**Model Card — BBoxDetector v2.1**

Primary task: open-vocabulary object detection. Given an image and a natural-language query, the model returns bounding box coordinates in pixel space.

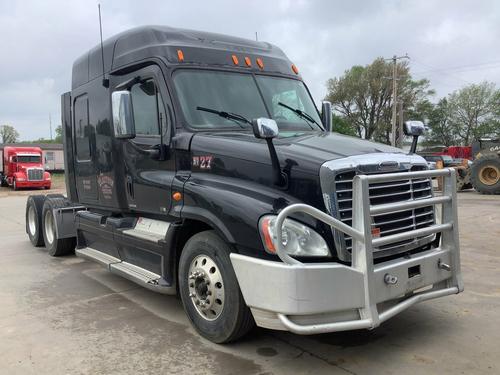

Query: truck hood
[191,130,404,174]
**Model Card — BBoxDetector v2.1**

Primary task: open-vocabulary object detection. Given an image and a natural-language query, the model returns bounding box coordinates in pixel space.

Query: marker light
[231,55,239,65]
[259,215,330,257]
[172,191,183,201]
[291,64,299,74]
[256,58,264,69]
[244,56,251,67]
[177,49,184,62]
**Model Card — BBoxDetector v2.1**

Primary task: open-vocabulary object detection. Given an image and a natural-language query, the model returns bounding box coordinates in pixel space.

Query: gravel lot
[0,189,499,374]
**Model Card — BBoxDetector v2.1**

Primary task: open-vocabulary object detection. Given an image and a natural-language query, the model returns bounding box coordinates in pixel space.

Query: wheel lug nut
[189,292,195,298]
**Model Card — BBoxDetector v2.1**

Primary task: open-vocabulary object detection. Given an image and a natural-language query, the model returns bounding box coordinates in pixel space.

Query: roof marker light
[244,57,251,67]
[291,64,299,74]
[177,49,184,62]
[256,58,264,69]
[231,55,239,65]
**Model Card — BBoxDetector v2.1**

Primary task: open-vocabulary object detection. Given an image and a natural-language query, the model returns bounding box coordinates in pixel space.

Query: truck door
[73,94,99,202]
[112,65,176,215]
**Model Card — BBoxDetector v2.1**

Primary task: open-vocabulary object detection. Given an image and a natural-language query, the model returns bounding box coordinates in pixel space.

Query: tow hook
[384,273,398,285]
[438,259,451,271]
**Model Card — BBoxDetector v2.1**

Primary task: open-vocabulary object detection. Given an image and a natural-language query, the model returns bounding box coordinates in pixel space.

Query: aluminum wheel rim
[479,166,499,186]
[28,206,37,236]
[188,254,225,321]
[44,210,55,245]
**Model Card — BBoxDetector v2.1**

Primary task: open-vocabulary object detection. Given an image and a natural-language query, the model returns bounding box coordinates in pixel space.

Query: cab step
[76,247,175,295]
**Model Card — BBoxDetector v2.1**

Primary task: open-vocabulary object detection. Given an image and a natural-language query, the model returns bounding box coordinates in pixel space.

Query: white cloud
[0,0,499,140]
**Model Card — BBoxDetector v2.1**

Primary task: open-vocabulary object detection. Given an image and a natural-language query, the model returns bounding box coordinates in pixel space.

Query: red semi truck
[0,146,51,190]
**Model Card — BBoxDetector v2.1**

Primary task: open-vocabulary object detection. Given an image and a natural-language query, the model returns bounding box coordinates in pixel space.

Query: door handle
[126,175,134,199]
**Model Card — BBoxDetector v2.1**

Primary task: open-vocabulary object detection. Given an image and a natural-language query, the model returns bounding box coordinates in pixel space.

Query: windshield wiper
[196,106,252,128]
[277,102,320,130]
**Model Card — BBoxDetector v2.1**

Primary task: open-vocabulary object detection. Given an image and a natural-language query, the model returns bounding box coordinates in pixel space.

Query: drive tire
[42,197,76,256]
[471,154,500,194]
[178,230,254,343]
[26,195,46,247]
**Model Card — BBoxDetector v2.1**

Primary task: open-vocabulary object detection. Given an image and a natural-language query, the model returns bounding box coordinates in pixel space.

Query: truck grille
[27,168,44,181]
[332,165,435,258]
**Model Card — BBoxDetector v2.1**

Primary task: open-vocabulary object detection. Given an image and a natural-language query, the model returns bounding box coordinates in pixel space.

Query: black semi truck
[25,26,463,343]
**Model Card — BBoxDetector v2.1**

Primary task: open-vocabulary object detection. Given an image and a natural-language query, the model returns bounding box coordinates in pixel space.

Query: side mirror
[112,91,135,139]
[404,120,426,154]
[251,118,279,139]
[403,120,426,136]
[321,101,332,132]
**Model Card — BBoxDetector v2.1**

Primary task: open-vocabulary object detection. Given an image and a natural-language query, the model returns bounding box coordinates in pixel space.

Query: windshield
[16,155,41,163]
[173,70,322,132]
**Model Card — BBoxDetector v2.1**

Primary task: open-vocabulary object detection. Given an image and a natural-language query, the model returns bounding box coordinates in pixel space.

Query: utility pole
[385,54,409,147]
[398,101,404,148]
[49,113,53,141]
[255,31,258,41]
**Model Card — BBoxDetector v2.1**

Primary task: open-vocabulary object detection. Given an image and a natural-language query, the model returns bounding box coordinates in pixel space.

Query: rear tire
[471,154,500,194]
[26,195,46,247]
[178,230,254,343]
[42,198,76,256]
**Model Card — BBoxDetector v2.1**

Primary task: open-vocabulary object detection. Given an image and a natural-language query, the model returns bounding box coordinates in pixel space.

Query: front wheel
[178,230,254,343]
[12,179,18,191]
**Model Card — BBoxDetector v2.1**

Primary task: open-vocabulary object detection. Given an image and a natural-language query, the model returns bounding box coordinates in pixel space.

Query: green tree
[332,114,357,136]
[0,125,20,144]
[55,125,63,143]
[423,98,458,146]
[447,82,499,145]
[325,58,434,143]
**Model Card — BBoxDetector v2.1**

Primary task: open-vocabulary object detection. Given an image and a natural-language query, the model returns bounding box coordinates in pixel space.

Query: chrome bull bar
[274,168,463,334]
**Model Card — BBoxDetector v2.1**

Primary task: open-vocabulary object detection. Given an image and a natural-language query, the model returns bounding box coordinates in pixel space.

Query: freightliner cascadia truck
[25,26,463,343]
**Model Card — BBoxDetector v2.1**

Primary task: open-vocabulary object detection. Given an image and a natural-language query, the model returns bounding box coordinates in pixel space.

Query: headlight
[259,215,330,257]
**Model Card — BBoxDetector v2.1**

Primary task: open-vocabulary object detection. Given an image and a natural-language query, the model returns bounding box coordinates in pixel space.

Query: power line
[411,58,472,85]
[413,59,500,74]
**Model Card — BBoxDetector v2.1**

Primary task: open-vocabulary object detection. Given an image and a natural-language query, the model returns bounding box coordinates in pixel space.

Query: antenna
[98,4,109,88]
[49,113,53,140]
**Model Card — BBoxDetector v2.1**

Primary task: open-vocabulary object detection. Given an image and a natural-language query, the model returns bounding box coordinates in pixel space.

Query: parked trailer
[25,26,463,343]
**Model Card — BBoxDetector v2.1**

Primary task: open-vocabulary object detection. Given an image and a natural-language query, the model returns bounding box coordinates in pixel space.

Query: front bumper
[15,180,51,188]
[231,248,460,333]
[231,168,463,334]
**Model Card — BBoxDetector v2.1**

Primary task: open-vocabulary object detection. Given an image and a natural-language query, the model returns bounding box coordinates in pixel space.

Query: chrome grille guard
[273,168,463,334]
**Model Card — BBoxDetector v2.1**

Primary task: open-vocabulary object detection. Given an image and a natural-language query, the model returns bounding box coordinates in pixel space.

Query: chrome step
[75,247,175,295]
[76,247,120,267]
[110,261,161,284]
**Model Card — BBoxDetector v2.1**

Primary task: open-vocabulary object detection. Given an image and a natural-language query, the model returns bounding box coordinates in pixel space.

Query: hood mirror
[404,120,426,154]
[404,120,426,137]
[251,118,279,139]
[251,117,286,187]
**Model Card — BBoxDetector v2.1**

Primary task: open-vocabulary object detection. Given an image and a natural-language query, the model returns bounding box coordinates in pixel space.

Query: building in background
[0,143,64,171]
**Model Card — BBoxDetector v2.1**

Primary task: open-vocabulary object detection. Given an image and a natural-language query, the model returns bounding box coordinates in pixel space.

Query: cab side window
[74,95,91,160]
[130,80,165,136]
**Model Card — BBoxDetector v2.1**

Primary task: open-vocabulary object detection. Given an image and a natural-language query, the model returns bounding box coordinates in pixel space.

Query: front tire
[12,179,18,191]
[178,230,254,343]
[42,198,75,256]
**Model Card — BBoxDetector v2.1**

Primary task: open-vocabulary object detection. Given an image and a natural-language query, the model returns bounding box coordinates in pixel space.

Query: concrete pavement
[0,190,499,374]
